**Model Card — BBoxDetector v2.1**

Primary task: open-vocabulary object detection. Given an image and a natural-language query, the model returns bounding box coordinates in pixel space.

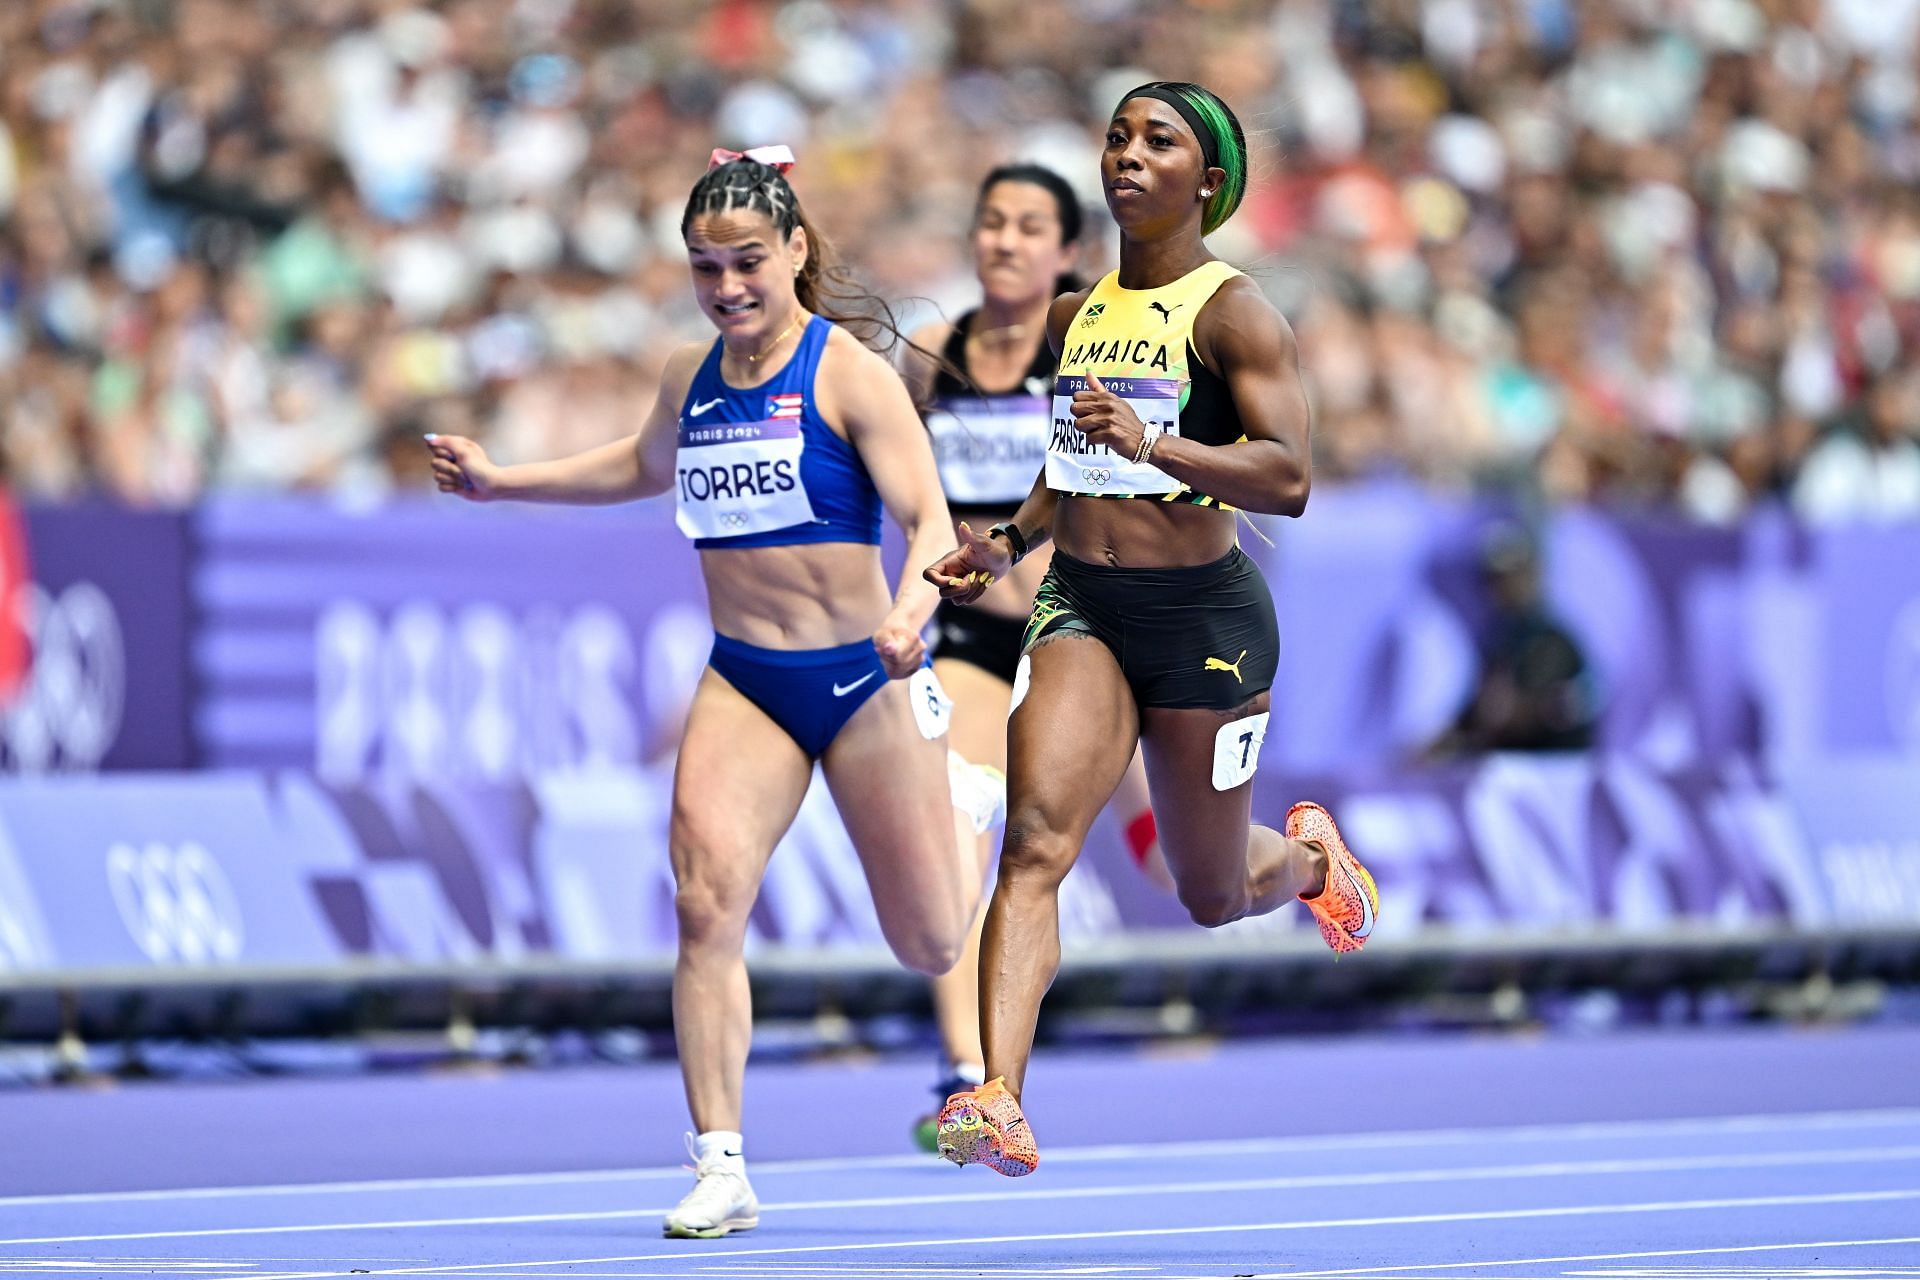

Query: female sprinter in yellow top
[900,163,1170,1150]
[429,149,983,1231]
[924,84,1381,1177]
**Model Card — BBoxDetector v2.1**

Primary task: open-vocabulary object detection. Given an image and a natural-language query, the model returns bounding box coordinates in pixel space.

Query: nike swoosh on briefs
[832,673,876,697]
[690,398,725,416]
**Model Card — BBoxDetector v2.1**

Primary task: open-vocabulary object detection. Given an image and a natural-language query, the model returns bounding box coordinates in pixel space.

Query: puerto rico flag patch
[768,393,804,420]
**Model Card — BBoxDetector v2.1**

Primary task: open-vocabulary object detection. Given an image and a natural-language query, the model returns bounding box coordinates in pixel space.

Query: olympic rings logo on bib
[1046,374,1184,497]
[675,416,819,541]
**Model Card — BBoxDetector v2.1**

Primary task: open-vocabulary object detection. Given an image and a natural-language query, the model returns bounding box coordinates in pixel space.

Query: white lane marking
[0,1266,245,1273]
[192,1188,1920,1280]
[10,1144,1920,1246]
[760,1142,1920,1211]
[1575,1272,1920,1278]
[314,1273,1223,1280]
[1247,1234,1920,1277]
[9,1107,1919,1211]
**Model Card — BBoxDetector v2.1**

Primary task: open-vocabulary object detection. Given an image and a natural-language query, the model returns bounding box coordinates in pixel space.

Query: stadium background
[1,0,1918,1062]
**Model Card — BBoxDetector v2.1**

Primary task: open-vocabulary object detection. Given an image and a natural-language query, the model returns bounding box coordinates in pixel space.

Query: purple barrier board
[5,505,193,771]
[0,776,341,972]
[1261,493,1920,769]
[0,491,1912,779]
[1,753,1914,976]
[195,492,1920,779]
[191,498,710,780]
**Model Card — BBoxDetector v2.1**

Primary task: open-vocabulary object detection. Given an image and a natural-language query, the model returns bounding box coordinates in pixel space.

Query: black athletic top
[925,310,1058,517]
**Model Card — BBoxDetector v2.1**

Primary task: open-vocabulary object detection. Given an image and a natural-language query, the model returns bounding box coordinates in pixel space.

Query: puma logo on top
[1148,301,1183,323]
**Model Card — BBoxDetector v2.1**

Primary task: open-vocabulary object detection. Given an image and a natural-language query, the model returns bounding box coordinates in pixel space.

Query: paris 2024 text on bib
[1045,375,1183,496]
[674,418,818,540]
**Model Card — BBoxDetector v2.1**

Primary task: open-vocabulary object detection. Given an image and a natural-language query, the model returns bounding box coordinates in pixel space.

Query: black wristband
[987,521,1029,565]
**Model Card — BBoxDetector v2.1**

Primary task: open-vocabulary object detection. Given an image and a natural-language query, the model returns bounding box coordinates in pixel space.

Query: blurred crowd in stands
[2,0,1919,522]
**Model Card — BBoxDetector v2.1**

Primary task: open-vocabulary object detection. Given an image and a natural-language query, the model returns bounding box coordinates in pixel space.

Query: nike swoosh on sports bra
[674,315,883,549]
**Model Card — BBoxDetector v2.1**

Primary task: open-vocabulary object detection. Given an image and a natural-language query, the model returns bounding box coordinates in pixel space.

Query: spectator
[1431,526,1600,757]
[0,0,1912,524]
[1793,362,1920,522]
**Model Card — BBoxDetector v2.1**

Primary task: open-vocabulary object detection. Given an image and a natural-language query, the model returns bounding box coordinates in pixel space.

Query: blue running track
[2,1025,1917,1279]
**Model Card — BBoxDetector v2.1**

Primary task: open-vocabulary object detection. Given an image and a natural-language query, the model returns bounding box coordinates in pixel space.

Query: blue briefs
[708,633,896,757]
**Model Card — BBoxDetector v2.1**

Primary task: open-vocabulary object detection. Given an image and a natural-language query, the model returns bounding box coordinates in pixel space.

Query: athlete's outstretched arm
[820,329,955,675]
[426,344,702,504]
[923,465,1057,605]
[996,284,1089,547]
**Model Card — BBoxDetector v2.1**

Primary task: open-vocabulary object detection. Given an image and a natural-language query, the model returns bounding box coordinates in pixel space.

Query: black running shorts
[931,600,1027,685]
[1023,547,1279,710]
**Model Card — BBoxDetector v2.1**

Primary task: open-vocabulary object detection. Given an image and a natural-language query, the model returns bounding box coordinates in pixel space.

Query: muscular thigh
[820,674,962,930]
[671,670,816,900]
[1139,690,1272,897]
[1005,635,1140,852]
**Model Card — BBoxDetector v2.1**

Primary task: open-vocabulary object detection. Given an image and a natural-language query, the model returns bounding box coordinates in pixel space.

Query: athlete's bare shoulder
[819,319,899,381]
[1045,285,1097,357]
[1191,273,1293,376]
[659,339,712,406]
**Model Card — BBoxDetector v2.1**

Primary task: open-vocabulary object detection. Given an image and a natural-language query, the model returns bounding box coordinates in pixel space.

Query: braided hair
[681,158,916,355]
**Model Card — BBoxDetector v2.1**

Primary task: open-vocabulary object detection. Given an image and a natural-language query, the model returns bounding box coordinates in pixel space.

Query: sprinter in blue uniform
[427,146,986,1239]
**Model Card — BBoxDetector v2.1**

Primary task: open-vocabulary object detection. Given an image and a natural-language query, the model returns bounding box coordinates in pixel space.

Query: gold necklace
[967,320,1029,345]
[734,311,807,366]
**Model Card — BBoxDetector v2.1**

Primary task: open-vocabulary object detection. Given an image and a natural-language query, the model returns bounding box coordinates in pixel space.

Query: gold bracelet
[1133,431,1157,466]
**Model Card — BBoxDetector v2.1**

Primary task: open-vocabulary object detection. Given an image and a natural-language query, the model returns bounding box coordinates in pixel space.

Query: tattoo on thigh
[1027,627,1098,653]
[1213,693,1270,722]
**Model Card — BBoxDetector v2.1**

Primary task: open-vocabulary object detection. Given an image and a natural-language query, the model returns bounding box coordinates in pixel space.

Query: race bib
[674,418,818,540]
[1211,712,1269,791]
[927,396,1049,506]
[909,666,954,740]
[1045,375,1183,496]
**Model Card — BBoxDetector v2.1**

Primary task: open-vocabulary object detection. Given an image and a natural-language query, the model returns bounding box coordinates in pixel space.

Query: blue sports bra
[673,315,883,550]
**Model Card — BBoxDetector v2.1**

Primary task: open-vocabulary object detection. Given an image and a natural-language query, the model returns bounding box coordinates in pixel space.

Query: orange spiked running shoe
[934,1077,1038,1176]
[1288,801,1379,953]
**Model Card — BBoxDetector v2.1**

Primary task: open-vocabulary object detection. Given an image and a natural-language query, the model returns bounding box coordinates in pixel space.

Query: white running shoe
[663,1142,758,1239]
[949,755,1007,834]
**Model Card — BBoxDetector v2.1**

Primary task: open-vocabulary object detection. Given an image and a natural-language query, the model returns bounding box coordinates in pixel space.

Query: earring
[1200,188,1214,197]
